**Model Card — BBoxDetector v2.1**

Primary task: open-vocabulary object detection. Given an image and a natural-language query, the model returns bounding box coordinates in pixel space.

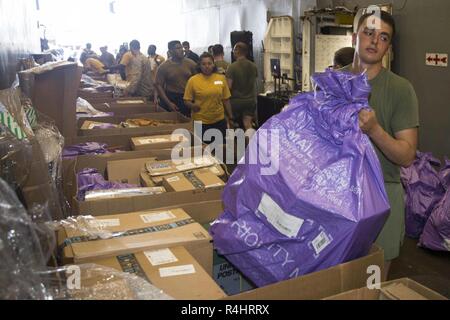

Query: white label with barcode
[140,211,176,224]
[312,231,331,255]
[88,219,120,228]
[159,264,196,278]
[144,249,178,266]
[167,176,180,183]
[257,193,304,238]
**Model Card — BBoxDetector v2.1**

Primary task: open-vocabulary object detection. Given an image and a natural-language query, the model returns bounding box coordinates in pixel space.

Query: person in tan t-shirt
[155,40,197,117]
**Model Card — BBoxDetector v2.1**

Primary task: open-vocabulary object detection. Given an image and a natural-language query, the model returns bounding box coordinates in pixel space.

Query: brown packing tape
[162,169,225,192]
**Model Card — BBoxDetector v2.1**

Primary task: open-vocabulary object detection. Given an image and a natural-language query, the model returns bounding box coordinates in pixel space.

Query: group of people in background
[79,39,258,145]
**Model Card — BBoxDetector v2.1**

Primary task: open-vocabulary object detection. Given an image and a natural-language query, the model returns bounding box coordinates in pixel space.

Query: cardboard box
[325,278,447,300]
[62,146,204,209]
[107,157,157,185]
[93,102,158,116]
[220,245,385,300]
[131,134,189,151]
[77,112,192,137]
[80,120,118,130]
[58,208,213,274]
[163,169,225,192]
[65,130,200,153]
[87,246,226,300]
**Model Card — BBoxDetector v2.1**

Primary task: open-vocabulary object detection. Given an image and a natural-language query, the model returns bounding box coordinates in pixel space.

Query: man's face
[354,16,392,65]
[232,46,239,59]
[100,47,106,54]
[183,44,190,55]
[172,43,185,60]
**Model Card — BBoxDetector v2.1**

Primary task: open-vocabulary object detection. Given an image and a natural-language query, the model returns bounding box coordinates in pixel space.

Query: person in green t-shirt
[212,44,230,75]
[226,42,258,131]
[345,11,419,277]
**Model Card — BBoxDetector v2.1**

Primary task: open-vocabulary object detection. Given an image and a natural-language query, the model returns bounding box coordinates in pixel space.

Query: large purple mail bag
[400,152,444,238]
[210,70,391,287]
[420,159,450,251]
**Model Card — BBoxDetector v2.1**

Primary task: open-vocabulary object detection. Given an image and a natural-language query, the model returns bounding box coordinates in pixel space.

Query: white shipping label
[116,100,145,104]
[167,176,181,183]
[139,138,169,144]
[258,193,304,238]
[159,264,196,278]
[144,249,178,266]
[88,219,121,228]
[312,231,332,255]
[140,211,176,224]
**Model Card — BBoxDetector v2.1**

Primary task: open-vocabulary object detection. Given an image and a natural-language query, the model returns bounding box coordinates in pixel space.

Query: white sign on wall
[426,53,448,67]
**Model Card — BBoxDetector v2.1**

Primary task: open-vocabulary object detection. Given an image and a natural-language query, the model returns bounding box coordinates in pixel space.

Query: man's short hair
[130,40,140,50]
[334,47,355,68]
[168,40,181,51]
[182,41,190,48]
[234,42,249,56]
[212,44,224,56]
[357,10,396,42]
[86,43,92,49]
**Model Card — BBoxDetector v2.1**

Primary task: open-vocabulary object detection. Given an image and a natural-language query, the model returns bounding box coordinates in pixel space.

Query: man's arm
[359,109,417,167]
[227,78,233,92]
[155,83,178,111]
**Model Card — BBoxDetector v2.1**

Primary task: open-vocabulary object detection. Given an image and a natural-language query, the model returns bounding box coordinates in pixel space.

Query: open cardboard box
[77,112,192,137]
[58,208,213,275]
[221,244,385,300]
[325,278,447,300]
[65,129,199,153]
[63,147,227,215]
[86,246,226,300]
[92,103,158,116]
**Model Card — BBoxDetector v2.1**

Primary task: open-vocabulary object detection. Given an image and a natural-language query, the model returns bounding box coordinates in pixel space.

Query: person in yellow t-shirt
[184,52,234,144]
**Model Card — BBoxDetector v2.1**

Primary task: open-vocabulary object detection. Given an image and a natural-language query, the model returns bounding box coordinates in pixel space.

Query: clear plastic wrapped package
[0,122,32,189]
[40,264,174,300]
[0,177,55,299]
[0,78,35,139]
[0,178,173,300]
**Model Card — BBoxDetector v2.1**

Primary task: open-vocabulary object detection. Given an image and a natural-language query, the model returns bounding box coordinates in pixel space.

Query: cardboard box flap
[62,209,211,261]
[326,278,448,300]
[107,157,157,184]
